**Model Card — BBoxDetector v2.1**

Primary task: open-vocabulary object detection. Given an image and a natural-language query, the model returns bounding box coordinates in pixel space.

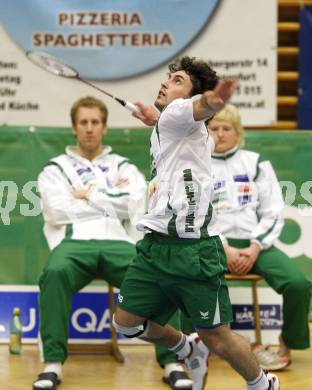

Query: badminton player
[112,56,280,390]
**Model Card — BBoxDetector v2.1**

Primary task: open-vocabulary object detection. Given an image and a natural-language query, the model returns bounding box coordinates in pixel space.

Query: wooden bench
[225,274,263,344]
[68,284,125,363]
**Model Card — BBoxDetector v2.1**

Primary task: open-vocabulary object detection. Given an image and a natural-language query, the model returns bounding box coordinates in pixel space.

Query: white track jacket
[211,147,284,250]
[38,146,147,250]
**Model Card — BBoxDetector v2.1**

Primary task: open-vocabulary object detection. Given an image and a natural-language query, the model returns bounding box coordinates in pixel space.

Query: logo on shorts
[200,311,209,320]
[118,294,124,303]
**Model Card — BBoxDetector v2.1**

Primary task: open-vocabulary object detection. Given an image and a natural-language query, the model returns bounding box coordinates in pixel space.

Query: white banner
[0,0,277,127]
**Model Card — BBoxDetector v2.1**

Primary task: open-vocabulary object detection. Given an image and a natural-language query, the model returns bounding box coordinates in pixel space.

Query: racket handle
[124,101,140,114]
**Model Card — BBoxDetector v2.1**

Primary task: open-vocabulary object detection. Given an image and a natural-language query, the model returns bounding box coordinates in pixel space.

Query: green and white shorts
[118,232,233,328]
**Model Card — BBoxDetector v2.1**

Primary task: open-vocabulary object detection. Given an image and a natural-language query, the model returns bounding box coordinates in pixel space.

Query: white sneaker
[252,344,289,371]
[184,333,209,390]
[162,363,192,389]
[266,372,280,389]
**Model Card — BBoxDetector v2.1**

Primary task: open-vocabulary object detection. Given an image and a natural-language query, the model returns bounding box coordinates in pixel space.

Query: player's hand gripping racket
[26,51,139,114]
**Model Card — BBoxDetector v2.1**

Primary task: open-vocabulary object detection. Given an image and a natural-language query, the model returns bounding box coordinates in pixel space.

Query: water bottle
[9,307,23,354]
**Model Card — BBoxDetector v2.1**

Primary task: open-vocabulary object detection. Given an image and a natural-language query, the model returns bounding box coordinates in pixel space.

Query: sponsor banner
[0,286,124,343]
[232,305,282,330]
[0,0,277,127]
[0,0,220,80]
[275,206,312,258]
[0,286,281,344]
[229,287,282,345]
[0,128,312,290]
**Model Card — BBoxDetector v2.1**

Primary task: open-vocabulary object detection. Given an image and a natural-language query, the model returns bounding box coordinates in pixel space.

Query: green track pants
[39,239,180,364]
[228,239,311,349]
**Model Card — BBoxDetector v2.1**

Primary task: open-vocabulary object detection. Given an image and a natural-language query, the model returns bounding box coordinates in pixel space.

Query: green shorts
[118,232,233,328]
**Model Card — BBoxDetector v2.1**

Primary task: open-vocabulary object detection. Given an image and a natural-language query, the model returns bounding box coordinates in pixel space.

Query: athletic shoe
[266,372,280,389]
[162,370,192,389]
[33,372,60,390]
[184,333,209,390]
[252,344,289,371]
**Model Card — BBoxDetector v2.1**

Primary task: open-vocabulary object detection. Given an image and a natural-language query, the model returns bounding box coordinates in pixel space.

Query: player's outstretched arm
[193,78,238,121]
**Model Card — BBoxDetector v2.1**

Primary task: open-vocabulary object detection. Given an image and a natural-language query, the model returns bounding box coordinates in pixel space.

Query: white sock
[164,362,192,389]
[44,362,63,380]
[169,333,191,360]
[164,362,185,377]
[33,362,62,389]
[247,370,269,390]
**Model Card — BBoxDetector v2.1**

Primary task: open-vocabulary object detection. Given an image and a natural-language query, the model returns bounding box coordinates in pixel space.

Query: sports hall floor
[1,324,312,389]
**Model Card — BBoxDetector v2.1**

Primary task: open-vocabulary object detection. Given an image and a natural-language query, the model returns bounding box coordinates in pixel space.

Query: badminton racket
[26,51,139,114]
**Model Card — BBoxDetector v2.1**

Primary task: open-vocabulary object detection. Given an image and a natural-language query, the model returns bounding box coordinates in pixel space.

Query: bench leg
[108,285,125,363]
[251,281,262,345]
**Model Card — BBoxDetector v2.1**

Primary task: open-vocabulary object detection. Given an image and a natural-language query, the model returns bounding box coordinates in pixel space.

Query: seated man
[33,96,192,390]
[208,104,312,370]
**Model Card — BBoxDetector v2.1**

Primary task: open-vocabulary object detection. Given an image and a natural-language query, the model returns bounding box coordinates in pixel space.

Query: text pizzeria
[58,12,142,26]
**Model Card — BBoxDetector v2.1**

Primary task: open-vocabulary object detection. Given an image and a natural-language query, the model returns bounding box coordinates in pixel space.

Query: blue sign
[0,290,39,339]
[0,288,281,343]
[0,0,220,79]
[232,304,282,330]
[0,288,118,341]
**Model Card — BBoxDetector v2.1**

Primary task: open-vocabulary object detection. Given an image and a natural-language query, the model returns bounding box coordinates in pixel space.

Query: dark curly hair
[168,56,218,96]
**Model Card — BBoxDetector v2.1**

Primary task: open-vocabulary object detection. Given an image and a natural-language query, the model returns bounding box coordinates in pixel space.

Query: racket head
[26,51,78,78]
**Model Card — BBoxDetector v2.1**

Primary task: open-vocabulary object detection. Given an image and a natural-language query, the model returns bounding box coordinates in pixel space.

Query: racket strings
[26,50,139,113]
[28,52,76,77]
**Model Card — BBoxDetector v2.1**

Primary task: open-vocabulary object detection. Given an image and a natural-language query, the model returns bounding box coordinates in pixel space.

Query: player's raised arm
[193,78,238,121]
[132,101,160,126]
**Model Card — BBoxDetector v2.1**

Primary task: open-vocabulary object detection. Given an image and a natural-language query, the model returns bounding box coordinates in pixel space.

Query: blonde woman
[209,104,311,371]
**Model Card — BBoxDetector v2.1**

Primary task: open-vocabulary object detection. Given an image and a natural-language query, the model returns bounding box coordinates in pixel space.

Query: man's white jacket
[38,146,147,250]
[211,147,284,250]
